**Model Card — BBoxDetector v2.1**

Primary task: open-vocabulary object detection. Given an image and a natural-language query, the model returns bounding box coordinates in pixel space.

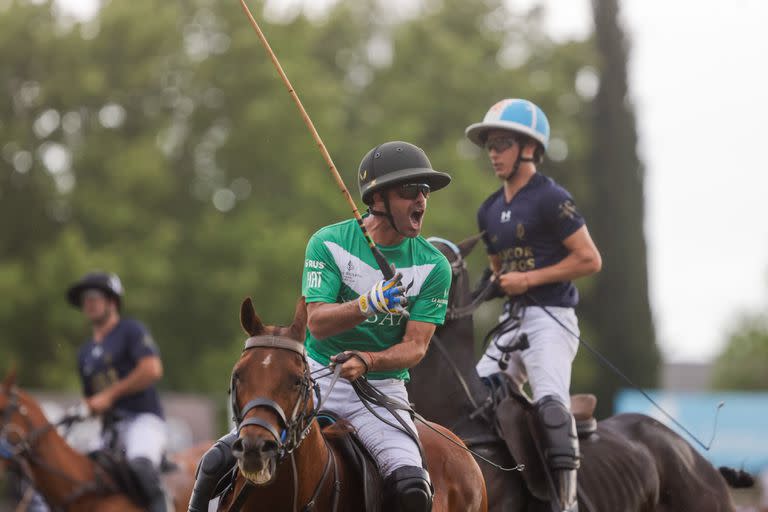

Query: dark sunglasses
[396,183,431,200]
[483,137,518,153]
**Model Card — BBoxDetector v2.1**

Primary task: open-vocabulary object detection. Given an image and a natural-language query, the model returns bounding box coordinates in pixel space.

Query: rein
[229,335,340,512]
[0,388,113,510]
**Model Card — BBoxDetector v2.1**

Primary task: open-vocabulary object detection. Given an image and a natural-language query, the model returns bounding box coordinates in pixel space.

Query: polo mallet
[239,0,395,281]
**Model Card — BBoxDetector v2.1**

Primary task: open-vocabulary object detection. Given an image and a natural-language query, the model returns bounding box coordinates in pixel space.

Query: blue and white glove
[358,272,409,317]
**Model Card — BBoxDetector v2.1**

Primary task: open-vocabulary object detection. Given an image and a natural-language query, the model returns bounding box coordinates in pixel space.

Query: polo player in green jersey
[188,141,452,512]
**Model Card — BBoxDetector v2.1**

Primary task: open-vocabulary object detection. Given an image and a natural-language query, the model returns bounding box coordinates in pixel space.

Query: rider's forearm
[523,248,601,289]
[104,356,163,400]
[307,301,366,340]
[367,337,427,373]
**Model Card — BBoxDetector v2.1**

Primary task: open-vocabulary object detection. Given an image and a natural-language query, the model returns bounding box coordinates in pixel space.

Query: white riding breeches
[308,357,422,477]
[476,306,579,405]
[100,412,168,467]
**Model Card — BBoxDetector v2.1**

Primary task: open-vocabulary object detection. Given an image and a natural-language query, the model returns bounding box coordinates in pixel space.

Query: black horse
[407,236,750,512]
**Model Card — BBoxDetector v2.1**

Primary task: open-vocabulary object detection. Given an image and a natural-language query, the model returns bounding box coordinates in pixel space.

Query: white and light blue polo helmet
[465,98,550,152]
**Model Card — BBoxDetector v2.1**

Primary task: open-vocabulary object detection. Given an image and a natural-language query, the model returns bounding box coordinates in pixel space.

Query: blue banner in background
[614,390,768,473]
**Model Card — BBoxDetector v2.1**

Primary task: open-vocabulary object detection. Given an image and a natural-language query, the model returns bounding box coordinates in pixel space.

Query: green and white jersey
[301,217,452,381]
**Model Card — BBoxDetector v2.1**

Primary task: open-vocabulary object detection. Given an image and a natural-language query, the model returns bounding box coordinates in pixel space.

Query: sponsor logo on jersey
[558,200,578,220]
[305,259,325,269]
[501,210,512,223]
[364,312,407,327]
[516,222,525,240]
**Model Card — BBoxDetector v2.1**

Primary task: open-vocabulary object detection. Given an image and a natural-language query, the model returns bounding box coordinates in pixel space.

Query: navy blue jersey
[77,318,164,418]
[478,173,585,307]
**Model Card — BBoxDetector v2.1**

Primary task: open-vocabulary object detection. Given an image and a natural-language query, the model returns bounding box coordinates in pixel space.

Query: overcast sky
[56,0,768,364]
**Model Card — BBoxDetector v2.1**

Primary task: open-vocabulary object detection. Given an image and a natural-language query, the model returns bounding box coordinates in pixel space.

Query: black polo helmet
[66,271,124,309]
[358,141,451,205]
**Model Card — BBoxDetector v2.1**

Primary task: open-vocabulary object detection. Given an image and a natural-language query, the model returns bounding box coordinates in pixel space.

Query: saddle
[318,411,383,512]
[87,450,146,506]
[485,373,598,502]
[87,449,176,507]
[483,372,597,439]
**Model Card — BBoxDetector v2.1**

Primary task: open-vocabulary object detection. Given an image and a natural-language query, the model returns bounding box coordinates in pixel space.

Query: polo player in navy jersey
[67,271,168,512]
[466,99,602,512]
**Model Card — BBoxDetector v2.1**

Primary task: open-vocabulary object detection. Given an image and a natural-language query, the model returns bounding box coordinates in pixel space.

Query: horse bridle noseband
[0,387,108,509]
[230,335,339,512]
[230,336,320,458]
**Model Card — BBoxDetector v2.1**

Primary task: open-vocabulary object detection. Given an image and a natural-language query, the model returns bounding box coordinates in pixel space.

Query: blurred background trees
[1,0,657,410]
[713,313,768,390]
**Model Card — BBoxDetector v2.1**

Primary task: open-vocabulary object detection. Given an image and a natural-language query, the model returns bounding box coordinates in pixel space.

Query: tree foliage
[0,0,657,405]
[580,0,659,415]
[712,314,768,390]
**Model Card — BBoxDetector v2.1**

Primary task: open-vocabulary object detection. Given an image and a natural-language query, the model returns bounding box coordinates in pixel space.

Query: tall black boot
[383,465,433,512]
[187,431,238,512]
[534,396,580,512]
[127,456,166,512]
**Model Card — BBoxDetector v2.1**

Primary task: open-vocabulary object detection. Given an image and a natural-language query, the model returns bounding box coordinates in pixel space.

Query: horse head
[230,298,315,486]
[0,368,51,465]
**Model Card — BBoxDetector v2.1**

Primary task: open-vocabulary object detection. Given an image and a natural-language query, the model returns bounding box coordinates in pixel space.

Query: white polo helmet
[465,99,550,150]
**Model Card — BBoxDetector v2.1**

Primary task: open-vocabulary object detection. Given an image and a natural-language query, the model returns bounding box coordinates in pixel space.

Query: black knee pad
[127,456,163,500]
[534,395,580,470]
[197,431,238,477]
[383,466,433,512]
[188,431,238,512]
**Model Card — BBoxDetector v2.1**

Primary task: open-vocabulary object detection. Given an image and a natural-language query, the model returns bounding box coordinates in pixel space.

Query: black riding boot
[383,466,434,512]
[534,396,580,512]
[187,431,238,512]
[127,456,167,512]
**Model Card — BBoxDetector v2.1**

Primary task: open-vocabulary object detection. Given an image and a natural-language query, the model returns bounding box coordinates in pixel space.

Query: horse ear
[286,296,308,342]
[2,366,18,392]
[240,297,266,337]
[457,232,484,258]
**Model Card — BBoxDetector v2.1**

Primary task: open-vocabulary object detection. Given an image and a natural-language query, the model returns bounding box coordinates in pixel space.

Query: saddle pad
[88,450,146,506]
[319,411,383,512]
[494,397,550,502]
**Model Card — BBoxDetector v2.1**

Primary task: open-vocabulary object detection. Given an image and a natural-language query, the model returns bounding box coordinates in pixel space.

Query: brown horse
[406,236,751,512]
[0,370,207,512]
[216,297,487,511]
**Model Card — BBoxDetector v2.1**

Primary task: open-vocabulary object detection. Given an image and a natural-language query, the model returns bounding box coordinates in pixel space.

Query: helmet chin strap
[504,146,536,182]
[368,195,407,236]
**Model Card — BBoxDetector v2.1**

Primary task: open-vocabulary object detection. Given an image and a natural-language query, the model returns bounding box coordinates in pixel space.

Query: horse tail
[718,466,754,488]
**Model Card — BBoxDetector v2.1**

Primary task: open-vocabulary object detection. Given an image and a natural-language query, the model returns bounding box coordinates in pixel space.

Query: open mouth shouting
[409,208,425,230]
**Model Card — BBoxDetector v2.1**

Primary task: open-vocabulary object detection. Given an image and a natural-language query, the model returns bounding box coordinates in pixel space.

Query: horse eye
[293,376,303,388]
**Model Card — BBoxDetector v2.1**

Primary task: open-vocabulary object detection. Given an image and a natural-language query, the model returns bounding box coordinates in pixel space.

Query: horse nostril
[232,437,245,458]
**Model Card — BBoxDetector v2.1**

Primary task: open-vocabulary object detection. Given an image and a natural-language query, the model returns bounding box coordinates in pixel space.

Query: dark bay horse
[0,370,207,512]
[406,236,749,512]
[217,297,487,511]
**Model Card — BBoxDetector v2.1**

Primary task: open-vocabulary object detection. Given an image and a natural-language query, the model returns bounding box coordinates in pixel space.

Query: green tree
[712,315,768,390]
[580,0,660,415]
[0,0,655,412]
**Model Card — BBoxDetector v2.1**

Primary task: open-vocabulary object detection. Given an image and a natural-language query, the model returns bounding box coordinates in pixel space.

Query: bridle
[427,237,496,320]
[231,336,319,458]
[229,335,340,512]
[0,387,109,509]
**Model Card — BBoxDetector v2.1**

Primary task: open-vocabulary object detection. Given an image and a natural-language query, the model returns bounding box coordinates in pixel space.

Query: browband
[243,335,306,357]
